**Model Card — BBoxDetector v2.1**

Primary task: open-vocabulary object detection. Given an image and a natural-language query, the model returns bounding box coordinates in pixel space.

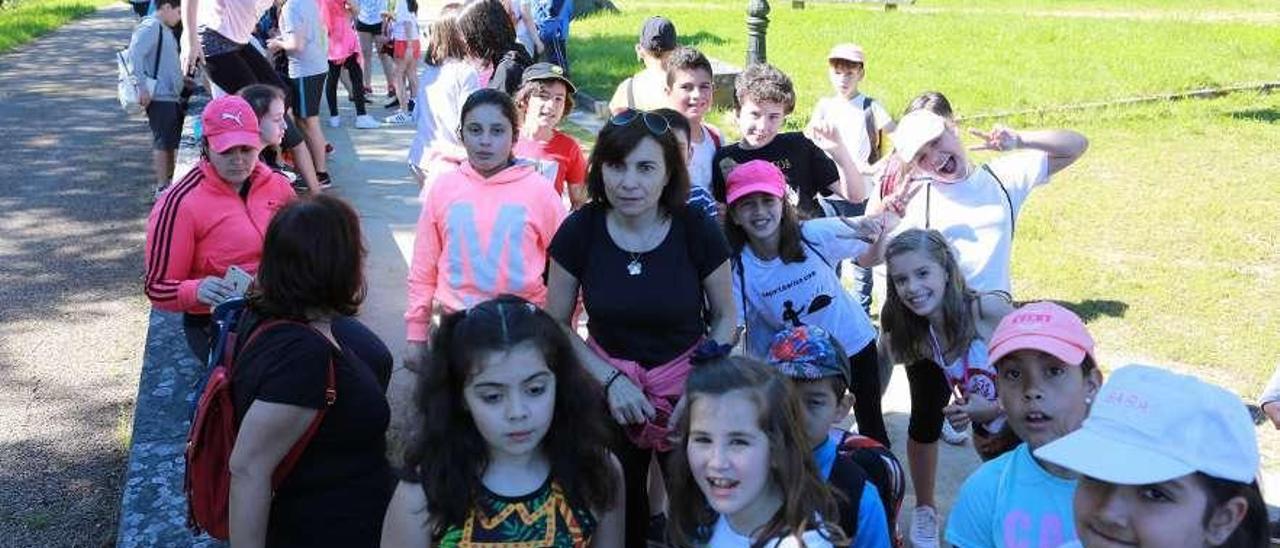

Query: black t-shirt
[710,132,840,217]
[231,317,394,548]
[549,203,730,367]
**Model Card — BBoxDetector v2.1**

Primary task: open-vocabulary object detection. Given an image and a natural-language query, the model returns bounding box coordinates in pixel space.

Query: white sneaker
[910,505,940,548]
[941,419,970,445]
[328,116,341,128]
[354,114,380,129]
[383,110,411,125]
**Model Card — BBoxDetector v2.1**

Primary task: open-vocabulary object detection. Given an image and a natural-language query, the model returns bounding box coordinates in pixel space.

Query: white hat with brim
[891,110,947,163]
[1034,364,1260,485]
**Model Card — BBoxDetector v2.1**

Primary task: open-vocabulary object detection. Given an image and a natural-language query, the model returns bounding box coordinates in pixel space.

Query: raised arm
[969,125,1088,177]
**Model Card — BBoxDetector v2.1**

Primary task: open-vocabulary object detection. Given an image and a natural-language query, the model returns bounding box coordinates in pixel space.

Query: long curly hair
[401,295,617,539]
[666,356,847,547]
[881,228,978,364]
[457,0,517,68]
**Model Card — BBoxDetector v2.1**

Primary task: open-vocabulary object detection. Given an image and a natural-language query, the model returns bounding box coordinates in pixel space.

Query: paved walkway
[0,4,157,545]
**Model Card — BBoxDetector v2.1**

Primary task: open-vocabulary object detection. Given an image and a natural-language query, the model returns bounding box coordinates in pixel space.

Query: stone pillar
[746,0,770,65]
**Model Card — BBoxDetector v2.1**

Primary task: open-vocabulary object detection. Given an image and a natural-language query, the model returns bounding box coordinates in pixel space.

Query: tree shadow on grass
[1040,299,1129,323]
[1227,107,1280,124]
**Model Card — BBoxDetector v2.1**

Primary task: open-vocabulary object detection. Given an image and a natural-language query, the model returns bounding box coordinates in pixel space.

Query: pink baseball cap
[987,301,1096,366]
[725,160,787,205]
[828,43,865,64]
[202,96,261,153]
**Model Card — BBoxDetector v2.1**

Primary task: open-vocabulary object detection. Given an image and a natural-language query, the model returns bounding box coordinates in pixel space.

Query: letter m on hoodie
[445,203,528,304]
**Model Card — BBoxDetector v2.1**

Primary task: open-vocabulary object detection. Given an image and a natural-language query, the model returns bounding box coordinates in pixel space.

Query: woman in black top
[546,109,738,547]
[229,194,394,547]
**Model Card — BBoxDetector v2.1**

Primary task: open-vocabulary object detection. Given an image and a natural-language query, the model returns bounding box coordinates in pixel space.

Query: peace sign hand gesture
[968,124,1022,152]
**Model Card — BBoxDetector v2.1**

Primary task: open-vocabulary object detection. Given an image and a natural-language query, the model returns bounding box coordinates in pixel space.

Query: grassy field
[0,0,117,52]
[569,0,1280,126]
[565,1,1280,399]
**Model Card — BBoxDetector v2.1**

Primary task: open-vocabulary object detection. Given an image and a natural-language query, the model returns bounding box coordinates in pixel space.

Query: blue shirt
[945,443,1078,548]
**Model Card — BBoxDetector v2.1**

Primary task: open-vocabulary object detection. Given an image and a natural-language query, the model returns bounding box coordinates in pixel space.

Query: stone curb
[116,93,223,548]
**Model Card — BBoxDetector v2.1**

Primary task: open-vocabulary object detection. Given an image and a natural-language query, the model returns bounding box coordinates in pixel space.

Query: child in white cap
[1036,364,1269,548]
[883,107,1088,296]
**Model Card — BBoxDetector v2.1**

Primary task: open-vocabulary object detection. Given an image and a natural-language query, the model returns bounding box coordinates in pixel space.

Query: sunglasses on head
[609,109,670,136]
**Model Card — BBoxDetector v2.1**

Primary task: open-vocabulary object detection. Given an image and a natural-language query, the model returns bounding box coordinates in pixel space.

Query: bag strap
[800,232,833,270]
[981,164,1015,237]
[151,22,163,78]
[235,318,339,488]
[626,78,635,109]
[861,96,880,164]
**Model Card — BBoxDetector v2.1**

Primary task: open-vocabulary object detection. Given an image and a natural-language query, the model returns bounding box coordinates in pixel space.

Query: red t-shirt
[514,130,587,196]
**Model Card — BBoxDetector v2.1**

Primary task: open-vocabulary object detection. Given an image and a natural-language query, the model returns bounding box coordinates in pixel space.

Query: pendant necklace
[620,216,667,277]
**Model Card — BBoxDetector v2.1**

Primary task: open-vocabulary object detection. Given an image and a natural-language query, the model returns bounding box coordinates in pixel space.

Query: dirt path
[0,4,154,546]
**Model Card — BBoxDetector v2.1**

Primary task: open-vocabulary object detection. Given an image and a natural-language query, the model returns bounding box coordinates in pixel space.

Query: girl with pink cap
[723,159,897,448]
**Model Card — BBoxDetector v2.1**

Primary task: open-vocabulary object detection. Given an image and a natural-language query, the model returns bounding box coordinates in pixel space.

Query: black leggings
[849,340,890,447]
[905,358,952,443]
[326,54,367,116]
[614,432,671,548]
[204,43,285,96]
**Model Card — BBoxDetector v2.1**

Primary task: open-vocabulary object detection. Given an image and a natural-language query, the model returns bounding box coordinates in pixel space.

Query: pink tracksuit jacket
[405,160,566,341]
[144,160,296,314]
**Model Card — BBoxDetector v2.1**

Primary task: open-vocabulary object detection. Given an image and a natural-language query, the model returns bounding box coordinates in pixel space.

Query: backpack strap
[981,164,1015,237]
[799,231,833,270]
[705,124,722,149]
[235,319,339,488]
[861,96,880,165]
[151,21,163,79]
[625,78,636,110]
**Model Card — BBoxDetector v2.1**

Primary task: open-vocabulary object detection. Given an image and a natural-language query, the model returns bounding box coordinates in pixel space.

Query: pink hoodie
[405,160,566,341]
[323,0,360,62]
[144,160,296,314]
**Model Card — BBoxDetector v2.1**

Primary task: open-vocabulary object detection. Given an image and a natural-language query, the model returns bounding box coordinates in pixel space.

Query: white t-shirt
[408,59,480,166]
[945,443,1079,548]
[735,218,878,360]
[388,0,418,40]
[709,515,836,548]
[810,93,892,176]
[890,150,1049,295]
[280,0,329,78]
[688,123,719,194]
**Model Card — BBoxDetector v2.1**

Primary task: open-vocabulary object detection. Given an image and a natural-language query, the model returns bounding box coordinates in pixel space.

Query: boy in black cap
[513,62,589,208]
[768,325,904,547]
[608,15,678,113]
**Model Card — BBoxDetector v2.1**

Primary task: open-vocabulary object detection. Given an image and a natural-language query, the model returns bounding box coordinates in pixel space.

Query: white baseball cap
[891,110,947,163]
[1035,364,1260,484]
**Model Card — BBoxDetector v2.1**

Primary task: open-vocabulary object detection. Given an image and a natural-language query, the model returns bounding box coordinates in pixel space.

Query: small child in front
[767,325,899,548]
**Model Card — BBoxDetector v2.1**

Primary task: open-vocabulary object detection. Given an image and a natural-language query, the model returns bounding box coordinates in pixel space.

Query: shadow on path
[0,4,158,545]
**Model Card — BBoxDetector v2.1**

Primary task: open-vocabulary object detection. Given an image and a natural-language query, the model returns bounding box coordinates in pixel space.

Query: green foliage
[0,0,115,53]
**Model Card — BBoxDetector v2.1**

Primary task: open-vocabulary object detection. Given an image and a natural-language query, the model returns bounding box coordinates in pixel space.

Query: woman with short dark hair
[228,194,394,547]
[545,109,739,547]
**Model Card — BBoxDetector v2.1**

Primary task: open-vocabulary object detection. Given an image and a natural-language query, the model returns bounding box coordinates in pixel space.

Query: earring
[1085,396,1093,404]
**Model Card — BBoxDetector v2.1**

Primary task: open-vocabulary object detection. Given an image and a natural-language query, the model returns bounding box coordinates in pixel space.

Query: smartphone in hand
[224,265,254,298]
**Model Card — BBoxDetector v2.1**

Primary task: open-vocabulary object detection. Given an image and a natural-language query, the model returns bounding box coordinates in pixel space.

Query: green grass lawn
[0,0,117,53]
[569,0,1280,125]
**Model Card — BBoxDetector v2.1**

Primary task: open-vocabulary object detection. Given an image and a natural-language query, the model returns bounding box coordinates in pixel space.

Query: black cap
[520,62,576,93]
[639,16,677,52]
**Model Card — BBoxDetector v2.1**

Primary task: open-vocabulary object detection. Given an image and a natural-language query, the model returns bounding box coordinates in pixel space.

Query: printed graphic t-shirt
[735,218,877,360]
[710,132,841,218]
[514,130,587,197]
[945,442,1078,548]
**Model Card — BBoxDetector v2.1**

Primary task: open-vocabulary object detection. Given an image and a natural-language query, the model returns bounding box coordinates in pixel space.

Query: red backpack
[184,310,336,540]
